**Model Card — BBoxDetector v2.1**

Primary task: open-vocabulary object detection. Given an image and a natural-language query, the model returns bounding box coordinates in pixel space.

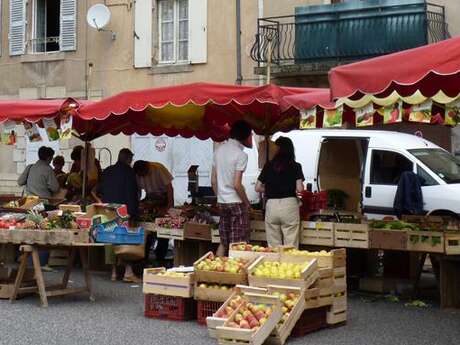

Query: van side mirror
[306,183,312,192]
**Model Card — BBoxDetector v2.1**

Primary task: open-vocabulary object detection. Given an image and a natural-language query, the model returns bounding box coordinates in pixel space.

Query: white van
[274,129,460,218]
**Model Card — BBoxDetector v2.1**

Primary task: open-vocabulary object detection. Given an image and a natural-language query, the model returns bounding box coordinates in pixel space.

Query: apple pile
[155,216,186,229]
[157,271,188,278]
[252,262,304,279]
[226,303,273,331]
[197,283,233,291]
[272,292,299,324]
[195,254,247,274]
[231,243,277,253]
[214,295,246,318]
[285,249,331,257]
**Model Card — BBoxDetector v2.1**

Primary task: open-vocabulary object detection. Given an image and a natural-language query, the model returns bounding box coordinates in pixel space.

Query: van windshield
[409,148,460,184]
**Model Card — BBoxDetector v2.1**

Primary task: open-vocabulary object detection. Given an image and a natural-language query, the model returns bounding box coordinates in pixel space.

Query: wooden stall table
[9,243,105,307]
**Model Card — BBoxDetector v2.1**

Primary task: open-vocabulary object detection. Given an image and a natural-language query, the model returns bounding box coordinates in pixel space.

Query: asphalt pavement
[0,270,459,345]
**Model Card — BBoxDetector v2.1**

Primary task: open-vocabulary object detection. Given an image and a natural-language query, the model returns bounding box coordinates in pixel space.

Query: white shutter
[60,0,77,51]
[188,0,207,64]
[134,0,152,68]
[9,0,26,56]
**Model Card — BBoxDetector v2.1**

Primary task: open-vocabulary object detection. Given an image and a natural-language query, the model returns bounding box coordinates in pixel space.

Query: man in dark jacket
[97,148,140,283]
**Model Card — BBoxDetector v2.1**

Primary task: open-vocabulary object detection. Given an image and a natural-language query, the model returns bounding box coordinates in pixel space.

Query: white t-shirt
[213,139,248,204]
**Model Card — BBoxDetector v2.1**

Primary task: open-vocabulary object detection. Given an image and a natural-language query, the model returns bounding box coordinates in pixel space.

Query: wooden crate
[143,268,194,298]
[250,221,266,242]
[331,294,347,313]
[216,294,283,345]
[207,286,268,338]
[333,267,347,286]
[326,309,347,325]
[266,285,306,345]
[194,283,234,302]
[247,256,318,289]
[406,231,444,253]
[334,223,369,249]
[280,248,346,269]
[229,242,280,262]
[194,252,250,285]
[48,249,70,267]
[184,222,212,241]
[0,283,15,299]
[369,229,408,251]
[445,232,460,255]
[300,221,334,246]
[170,228,185,240]
[304,287,320,309]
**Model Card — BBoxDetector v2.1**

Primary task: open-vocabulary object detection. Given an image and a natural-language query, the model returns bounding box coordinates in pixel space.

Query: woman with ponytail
[256,137,304,248]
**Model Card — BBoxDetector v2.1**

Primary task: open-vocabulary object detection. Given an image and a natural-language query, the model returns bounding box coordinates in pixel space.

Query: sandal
[123,275,142,283]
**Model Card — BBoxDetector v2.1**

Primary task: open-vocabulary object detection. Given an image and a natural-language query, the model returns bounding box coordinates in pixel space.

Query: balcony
[251,0,449,76]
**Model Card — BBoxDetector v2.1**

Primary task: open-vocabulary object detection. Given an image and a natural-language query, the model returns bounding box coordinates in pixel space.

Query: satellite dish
[86,4,111,30]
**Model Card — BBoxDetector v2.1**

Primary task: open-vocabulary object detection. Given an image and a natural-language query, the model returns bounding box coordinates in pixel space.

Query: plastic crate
[144,294,196,321]
[196,300,223,325]
[95,224,144,245]
[291,306,328,337]
[299,191,328,218]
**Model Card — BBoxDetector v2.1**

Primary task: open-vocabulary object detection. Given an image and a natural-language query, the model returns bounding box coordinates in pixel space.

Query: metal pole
[266,37,272,84]
[81,141,90,204]
[235,0,243,85]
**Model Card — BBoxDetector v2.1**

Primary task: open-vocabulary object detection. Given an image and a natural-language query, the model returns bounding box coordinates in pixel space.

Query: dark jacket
[97,162,139,218]
[393,171,424,218]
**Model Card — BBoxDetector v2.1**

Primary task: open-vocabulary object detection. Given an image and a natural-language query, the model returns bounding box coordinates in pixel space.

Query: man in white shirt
[212,121,253,256]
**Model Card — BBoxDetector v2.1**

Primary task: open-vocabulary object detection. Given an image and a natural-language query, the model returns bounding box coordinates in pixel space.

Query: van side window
[417,165,438,186]
[370,150,414,185]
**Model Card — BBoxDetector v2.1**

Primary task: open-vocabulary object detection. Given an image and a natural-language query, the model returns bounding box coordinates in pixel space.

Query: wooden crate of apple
[265,286,305,345]
[207,285,267,338]
[229,242,280,261]
[143,268,194,298]
[155,216,186,239]
[248,256,318,289]
[194,252,250,285]
[216,293,283,345]
[194,282,235,302]
[280,248,346,268]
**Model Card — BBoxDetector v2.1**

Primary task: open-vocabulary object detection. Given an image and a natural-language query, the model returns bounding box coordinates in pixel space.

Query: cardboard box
[369,229,408,251]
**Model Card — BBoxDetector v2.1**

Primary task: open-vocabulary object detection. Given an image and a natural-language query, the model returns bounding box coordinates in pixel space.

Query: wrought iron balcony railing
[251,2,449,67]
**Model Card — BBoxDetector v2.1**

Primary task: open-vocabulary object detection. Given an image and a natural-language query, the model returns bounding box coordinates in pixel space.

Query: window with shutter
[60,0,76,51]
[188,0,207,64]
[9,0,26,56]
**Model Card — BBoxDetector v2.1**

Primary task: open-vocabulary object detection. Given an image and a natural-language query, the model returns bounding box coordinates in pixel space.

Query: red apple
[249,319,260,329]
[239,320,250,329]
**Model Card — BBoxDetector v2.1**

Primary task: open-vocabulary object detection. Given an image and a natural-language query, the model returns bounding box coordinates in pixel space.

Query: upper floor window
[158,0,189,63]
[32,0,61,53]
[9,0,76,56]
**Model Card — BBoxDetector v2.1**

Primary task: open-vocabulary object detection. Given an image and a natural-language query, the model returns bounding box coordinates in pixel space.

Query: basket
[144,294,196,321]
[197,300,223,325]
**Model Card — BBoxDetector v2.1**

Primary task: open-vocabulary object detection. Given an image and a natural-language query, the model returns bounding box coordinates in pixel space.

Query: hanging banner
[42,118,60,141]
[355,103,374,127]
[409,100,432,123]
[323,105,343,128]
[300,108,317,129]
[23,122,42,142]
[1,121,17,145]
[383,101,403,124]
[60,112,73,140]
[445,99,460,126]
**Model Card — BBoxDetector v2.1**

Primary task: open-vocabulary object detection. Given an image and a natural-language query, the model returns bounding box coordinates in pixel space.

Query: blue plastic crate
[95,224,144,245]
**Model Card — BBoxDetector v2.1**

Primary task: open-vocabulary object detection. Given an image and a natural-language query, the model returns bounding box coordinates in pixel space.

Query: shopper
[212,120,252,256]
[134,160,174,262]
[52,155,67,188]
[255,137,304,248]
[18,146,60,198]
[97,148,141,283]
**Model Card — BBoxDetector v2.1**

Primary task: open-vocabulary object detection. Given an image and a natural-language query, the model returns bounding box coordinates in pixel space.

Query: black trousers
[145,232,169,261]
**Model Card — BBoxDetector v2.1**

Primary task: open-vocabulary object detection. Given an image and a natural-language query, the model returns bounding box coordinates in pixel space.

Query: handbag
[113,244,145,261]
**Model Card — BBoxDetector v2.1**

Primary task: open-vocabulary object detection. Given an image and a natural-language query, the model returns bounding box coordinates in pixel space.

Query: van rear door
[363,148,415,217]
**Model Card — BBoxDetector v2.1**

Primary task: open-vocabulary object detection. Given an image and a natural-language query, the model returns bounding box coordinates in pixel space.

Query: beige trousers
[265,197,300,248]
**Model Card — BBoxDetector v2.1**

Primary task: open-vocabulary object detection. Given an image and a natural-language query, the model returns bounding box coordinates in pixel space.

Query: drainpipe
[235,0,243,85]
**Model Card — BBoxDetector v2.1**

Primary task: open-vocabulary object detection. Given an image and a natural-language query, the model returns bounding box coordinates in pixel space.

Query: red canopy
[78,82,321,141]
[0,98,85,123]
[329,36,460,100]
[283,89,333,110]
